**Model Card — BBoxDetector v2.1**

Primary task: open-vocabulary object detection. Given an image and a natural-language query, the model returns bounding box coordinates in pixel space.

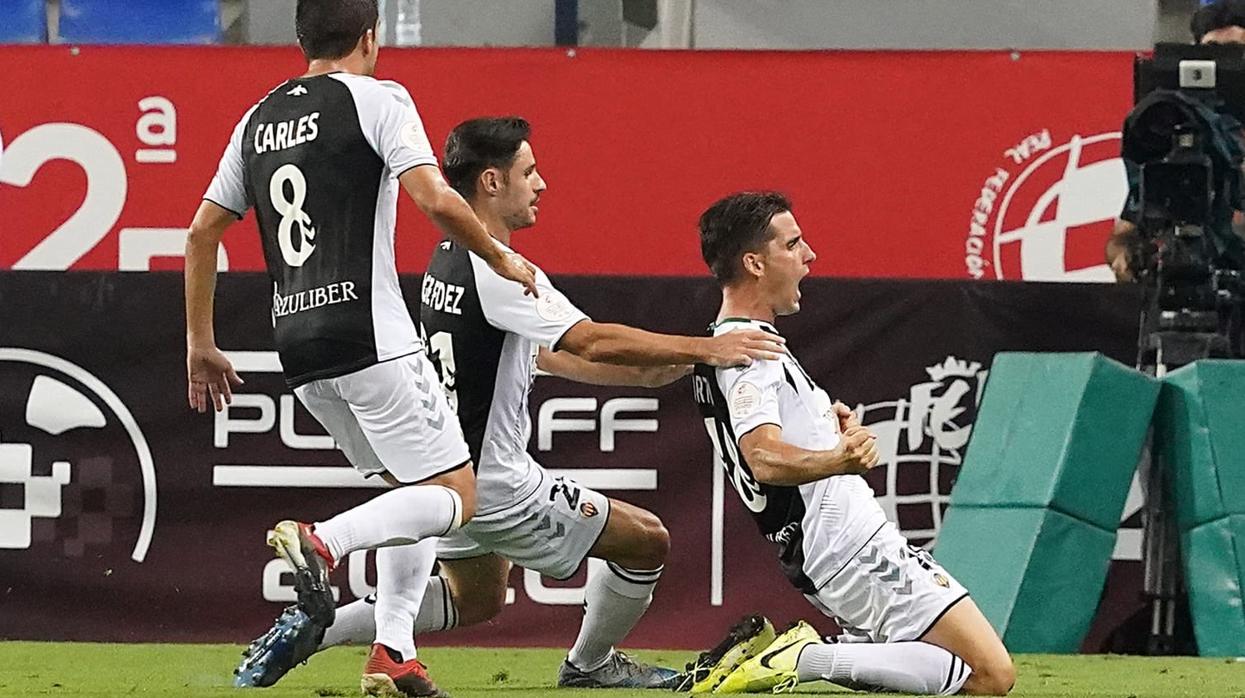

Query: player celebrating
[238,117,789,690]
[688,192,1015,695]
[184,2,540,696]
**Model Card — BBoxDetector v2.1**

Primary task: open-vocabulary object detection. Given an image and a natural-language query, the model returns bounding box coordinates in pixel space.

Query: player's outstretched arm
[399,166,538,296]
[556,322,785,368]
[738,424,879,486]
[536,347,690,387]
[184,200,243,414]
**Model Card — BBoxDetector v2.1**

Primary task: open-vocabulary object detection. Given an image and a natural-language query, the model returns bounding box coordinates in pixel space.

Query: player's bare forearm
[558,321,783,368]
[400,166,504,267]
[537,348,690,387]
[748,445,845,486]
[557,321,707,366]
[741,424,875,485]
[184,201,234,347]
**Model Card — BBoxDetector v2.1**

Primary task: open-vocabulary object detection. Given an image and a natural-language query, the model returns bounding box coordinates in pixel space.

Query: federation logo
[535,291,576,322]
[964,130,1127,282]
[0,349,156,562]
[934,573,950,588]
[580,501,599,518]
[729,381,763,419]
[855,356,988,549]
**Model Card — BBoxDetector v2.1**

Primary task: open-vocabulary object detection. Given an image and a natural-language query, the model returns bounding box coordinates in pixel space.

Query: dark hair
[698,191,792,285]
[1192,0,1245,42]
[295,0,378,60]
[443,117,532,198]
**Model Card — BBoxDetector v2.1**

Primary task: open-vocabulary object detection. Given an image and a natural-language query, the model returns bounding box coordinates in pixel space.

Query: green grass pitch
[1,642,1243,697]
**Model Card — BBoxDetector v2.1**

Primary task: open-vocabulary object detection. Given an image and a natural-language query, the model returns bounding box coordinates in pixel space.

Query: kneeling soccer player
[686,192,1015,696]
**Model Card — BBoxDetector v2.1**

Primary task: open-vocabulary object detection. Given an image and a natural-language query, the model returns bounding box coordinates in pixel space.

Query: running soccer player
[184,2,540,696]
[238,117,789,690]
[687,192,1015,695]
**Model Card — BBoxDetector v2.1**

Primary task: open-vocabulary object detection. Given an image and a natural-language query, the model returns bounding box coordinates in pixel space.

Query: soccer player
[688,192,1015,695]
[184,2,541,696]
[239,117,789,690]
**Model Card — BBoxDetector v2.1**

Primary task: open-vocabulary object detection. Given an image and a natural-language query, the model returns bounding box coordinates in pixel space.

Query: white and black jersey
[204,72,437,387]
[693,318,889,593]
[419,240,589,514]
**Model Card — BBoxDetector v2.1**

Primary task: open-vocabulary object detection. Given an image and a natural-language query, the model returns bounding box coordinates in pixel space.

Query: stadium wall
[0,272,1149,650]
[0,45,1135,282]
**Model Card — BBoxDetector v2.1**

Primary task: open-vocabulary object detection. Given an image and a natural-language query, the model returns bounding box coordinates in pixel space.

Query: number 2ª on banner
[0,97,224,271]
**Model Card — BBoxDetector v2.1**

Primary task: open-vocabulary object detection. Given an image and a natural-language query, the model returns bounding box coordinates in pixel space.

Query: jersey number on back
[269,163,317,267]
[703,417,767,513]
[425,330,459,414]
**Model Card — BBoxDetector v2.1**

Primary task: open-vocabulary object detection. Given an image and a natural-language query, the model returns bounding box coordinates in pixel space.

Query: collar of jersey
[711,317,780,335]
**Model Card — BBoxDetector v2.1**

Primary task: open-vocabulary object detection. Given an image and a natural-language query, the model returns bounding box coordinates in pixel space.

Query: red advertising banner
[0,46,1134,280]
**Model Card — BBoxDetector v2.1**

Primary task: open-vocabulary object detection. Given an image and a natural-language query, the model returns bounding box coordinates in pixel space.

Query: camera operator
[1106,0,1245,282]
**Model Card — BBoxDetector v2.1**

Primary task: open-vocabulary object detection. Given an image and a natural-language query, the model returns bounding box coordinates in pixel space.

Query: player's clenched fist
[831,400,861,432]
[706,329,786,367]
[833,425,879,475]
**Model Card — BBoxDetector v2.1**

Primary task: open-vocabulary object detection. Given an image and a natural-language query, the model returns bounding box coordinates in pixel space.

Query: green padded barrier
[935,353,1159,652]
[1180,515,1245,656]
[1157,361,1245,656]
[949,353,1159,530]
[1181,516,1245,657]
[936,506,1117,653]
[1158,361,1245,531]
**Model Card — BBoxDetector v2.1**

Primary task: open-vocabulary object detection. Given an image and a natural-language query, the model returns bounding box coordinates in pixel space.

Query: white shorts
[437,468,611,580]
[805,522,969,643]
[294,353,470,484]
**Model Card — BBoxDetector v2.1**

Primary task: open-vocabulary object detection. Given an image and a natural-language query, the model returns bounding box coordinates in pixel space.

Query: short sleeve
[470,254,589,349]
[203,107,254,218]
[336,76,438,176]
[716,358,785,440]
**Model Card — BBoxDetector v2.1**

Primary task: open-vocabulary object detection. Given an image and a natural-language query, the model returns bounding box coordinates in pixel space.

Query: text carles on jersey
[255,112,321,155]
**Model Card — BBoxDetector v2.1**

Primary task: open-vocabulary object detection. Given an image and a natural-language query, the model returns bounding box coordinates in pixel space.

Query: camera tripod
[1136,278,1242,655]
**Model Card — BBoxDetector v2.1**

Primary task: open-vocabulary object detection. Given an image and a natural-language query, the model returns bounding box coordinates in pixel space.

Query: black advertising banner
[0,272,1146,650]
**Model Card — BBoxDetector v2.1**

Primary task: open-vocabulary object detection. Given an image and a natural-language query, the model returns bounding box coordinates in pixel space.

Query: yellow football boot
[714,621,823,694]
[683,615,777,694]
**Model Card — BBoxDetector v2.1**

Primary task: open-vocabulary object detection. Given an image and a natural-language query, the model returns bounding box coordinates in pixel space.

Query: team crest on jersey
[964,130,1125,282]
[580,501,599,518]
[855,356,987,548]
[933,573,950,588]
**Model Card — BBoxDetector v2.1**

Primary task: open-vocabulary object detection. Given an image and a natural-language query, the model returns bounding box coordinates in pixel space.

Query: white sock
[372,539,438,661]
[567,563,662,672]
[414,575,460,633]
[318,576,460,649]
[314,485,462,563]
[319,595,377,648]
[797,641,971,695]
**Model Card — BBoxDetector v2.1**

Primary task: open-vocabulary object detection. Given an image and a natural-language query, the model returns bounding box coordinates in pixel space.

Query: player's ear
[481,168,502,196]
[742,251,764,279]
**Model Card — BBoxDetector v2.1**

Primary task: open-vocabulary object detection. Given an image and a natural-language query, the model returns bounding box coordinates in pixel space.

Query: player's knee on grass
[454,585,505,626]
[441,555,510,627]
[964,652,1015,696]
